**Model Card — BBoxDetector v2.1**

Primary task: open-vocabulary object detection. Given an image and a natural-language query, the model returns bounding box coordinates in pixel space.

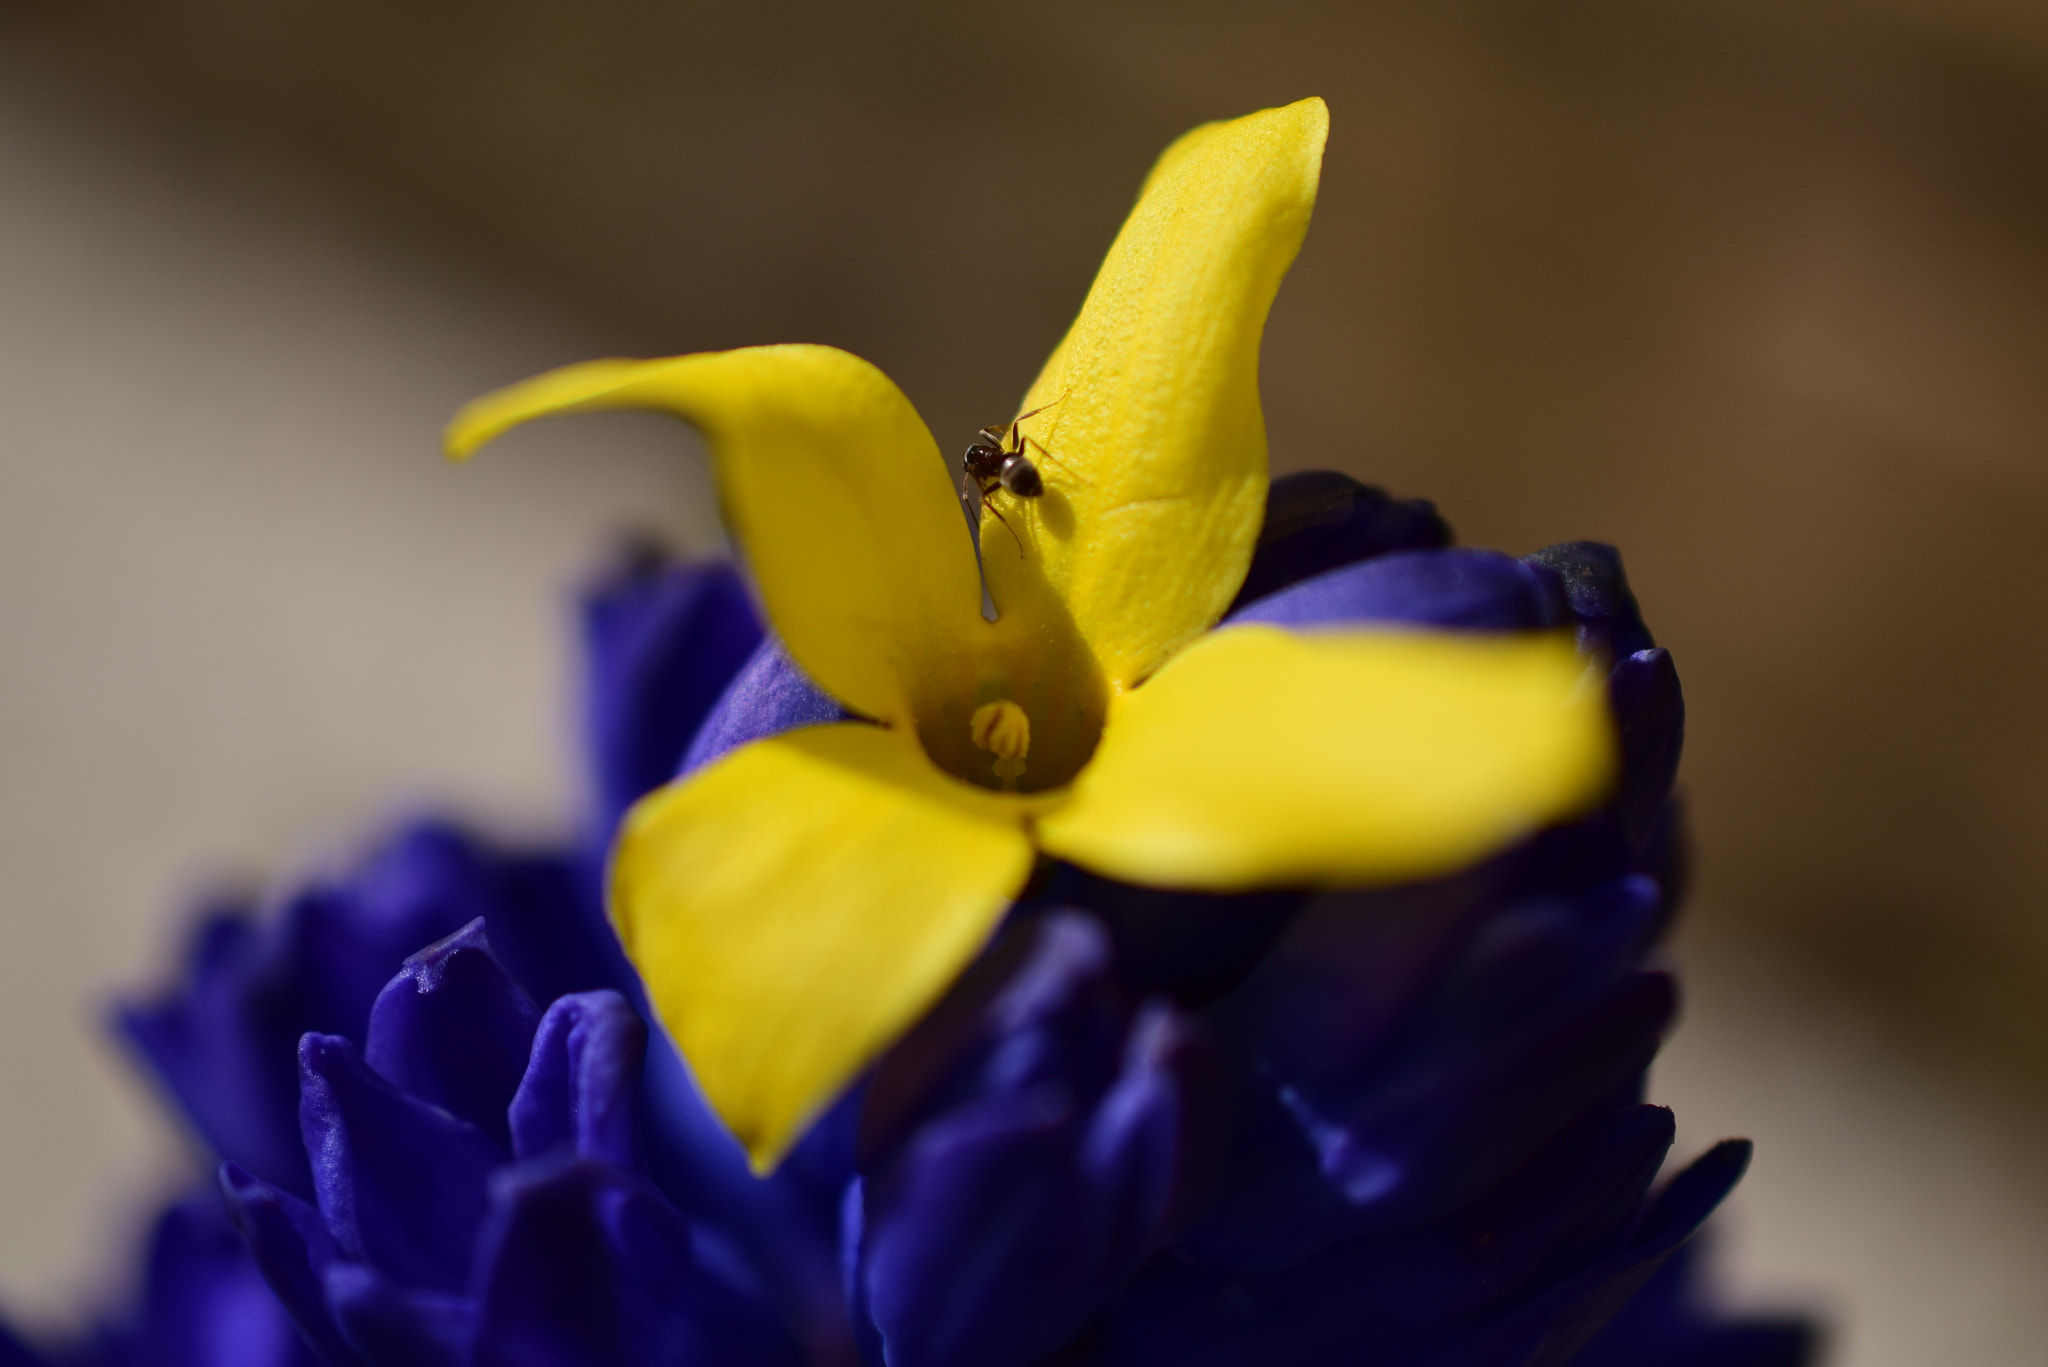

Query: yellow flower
[446,98,1612,1173]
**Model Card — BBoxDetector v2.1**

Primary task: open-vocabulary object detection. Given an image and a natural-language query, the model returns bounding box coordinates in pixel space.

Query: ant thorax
[961,441,1042,497]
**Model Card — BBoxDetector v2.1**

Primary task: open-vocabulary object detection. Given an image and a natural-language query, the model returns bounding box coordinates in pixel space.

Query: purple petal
[856,915,1221,1367]
[1407,1141,1755,1367]
[1188,879,1673,1268]
[509,991,646,1168]
[581,552,763,836]
[470,1157,800,1367]
[1522,542,1655,661]
[1227,548,1568,632]
[364,920,540,1149]
[116,823,608,1203]
[219,1163,361,1366]
[1100,1108,1707,1367]
[1077,1005,1225,1251]
[1227,471,1450,612]
[632,1042,854,1363]
[117,906,311,1197]
[678,635,851,776]
[1572,1238,1821,1366]
[1340,1104,1676,1325]
[1609,648,1685,850]
[299,1034,504,1294]
[80,1190,317,1367]
[321,1263,473,1367]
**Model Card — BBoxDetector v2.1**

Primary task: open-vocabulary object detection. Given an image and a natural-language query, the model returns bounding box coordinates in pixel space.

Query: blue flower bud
[116,823,591,1197]
[220,921,806,1366]
[300,1029,506,1294]
[849,912,1222,1367]
[1609,646,1685,852]
[1523,541,1656,662]
[580,548,762,837]
[364,919,542,1150]
[1184,874,1673,1270]
[1228,472,1451,613]
[509,990,646,1168]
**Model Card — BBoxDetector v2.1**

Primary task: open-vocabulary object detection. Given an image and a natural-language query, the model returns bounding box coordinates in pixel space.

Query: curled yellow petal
[1036,625,1614,891]
[988,97,1329,691]
[446,346,982,730]
[612,723,1035,1171]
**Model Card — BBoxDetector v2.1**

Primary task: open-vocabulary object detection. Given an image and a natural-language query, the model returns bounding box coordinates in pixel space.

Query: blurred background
[1,0,2044,1361]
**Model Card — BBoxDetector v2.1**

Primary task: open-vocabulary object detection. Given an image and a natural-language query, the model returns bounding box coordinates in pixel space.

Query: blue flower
[0,479,1814,1365]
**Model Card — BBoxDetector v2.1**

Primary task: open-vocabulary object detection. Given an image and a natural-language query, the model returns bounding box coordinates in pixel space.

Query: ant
[959,398,1082,554]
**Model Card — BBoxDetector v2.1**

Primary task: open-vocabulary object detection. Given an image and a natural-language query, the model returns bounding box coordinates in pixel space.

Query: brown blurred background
[2,0,2045,1358]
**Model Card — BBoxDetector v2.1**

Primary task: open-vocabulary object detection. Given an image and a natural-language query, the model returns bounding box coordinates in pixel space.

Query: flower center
[905,475,1112,795]
[909,601,1108,796]
[970,700,1032,788]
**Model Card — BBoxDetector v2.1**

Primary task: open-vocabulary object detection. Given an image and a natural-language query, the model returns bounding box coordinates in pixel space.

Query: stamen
[969,700,1031,790]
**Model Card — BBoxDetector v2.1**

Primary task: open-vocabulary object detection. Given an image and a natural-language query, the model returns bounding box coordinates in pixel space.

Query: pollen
[970,700,1032,787]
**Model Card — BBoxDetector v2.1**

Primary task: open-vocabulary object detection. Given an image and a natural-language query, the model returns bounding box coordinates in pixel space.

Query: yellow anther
[969,700,1031,788]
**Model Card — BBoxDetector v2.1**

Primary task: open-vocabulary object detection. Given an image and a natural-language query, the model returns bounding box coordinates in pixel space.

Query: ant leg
[982,492,1026,556]
[1003,389,1071,449]
[1020,435,1094,485]
[1006,405,1049,447]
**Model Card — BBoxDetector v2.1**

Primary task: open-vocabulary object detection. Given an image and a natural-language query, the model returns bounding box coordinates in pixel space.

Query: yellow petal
[986,98,1328,691]
[1036,625,1613,890]
[612,723,1036,1171]
[446,347,982,729]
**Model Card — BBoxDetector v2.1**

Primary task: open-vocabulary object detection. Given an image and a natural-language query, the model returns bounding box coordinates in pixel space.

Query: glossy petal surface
[999,97,1328,690]
[448,346,981,730]
[1037,625,1613,890]
[613,723,1037,1170]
